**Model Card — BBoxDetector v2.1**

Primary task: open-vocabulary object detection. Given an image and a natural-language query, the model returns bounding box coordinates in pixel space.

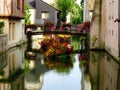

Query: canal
[0,35,120,90]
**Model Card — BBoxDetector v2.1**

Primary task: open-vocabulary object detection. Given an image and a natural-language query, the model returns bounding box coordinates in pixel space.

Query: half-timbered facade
[0,0,25,48]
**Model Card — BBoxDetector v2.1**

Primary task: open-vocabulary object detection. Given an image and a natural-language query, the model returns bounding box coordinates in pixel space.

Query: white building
[0,0,26,48]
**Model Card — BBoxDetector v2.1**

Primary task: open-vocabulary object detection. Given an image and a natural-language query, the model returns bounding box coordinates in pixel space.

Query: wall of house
[0,0,12,16]
[12,0,24,18]
[1,18,26,48]
[105,0,119,59]
[90,0,102,49]
[8,19,25,48]
[90,0,119,59]
[36,0,58,26]
[30,9,36,24]
[83,0,90,22]
[0,34,8,54]
[0,0,24,18]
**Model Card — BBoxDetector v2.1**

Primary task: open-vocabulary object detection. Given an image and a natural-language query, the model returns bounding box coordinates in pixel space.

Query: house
[0,0,26,48]
[90,0,120,60]
[83,0,95,22]
[25,0,61,30]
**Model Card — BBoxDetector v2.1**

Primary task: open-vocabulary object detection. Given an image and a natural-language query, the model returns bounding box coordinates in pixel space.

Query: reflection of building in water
[0,73,24,90]
[25,54,50,90]
[0,46,24,79]
[89,52,119,90]
[79,55,91,90]
[32,36,43,50]
[118,68,120,90]
[0,46,25,90]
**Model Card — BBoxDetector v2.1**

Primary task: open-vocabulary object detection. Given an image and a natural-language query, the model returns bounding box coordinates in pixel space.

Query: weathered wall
[0,34,8,54]
[90,0,103,49]
[36,0,58,26]
[90,0,119,59]
[105,0,119,59]
[0,0,24,18]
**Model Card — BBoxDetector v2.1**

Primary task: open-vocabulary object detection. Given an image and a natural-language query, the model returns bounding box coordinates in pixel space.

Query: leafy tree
[70,3,83,24]
[55,0,76,21]
[24,4,31,25]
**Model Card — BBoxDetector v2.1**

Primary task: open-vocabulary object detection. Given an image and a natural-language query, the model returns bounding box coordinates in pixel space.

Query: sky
[76,0,81,4]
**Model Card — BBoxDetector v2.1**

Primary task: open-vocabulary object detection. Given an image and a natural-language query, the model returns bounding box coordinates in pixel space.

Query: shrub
[0,21,5,34]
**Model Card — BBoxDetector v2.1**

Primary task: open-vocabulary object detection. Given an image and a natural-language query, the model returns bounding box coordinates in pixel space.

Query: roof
[25,0,36,9]
[40,0,61,11]
[25,0,60,11]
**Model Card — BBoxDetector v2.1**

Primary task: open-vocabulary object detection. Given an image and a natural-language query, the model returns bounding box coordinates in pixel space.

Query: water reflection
[0,36,120,90]
[0,46,25,90]
[89,51,120,90]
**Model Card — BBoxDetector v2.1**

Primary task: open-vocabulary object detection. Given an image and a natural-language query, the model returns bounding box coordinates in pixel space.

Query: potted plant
[0,21,5,34]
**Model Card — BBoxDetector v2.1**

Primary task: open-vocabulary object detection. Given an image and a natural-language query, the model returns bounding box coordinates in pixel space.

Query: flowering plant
[44,21,54,30]
[39,36,73,58]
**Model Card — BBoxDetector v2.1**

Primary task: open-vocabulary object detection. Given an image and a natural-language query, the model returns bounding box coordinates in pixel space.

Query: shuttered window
[17,0,20,9]
[41,11,49,19]
[22,0,24,12]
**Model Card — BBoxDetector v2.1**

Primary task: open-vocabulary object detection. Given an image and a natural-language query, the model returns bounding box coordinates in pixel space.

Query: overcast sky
[76,0,81,4]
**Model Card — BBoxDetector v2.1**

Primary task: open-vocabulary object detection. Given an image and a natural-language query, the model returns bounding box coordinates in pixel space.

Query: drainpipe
[118,0,120,59]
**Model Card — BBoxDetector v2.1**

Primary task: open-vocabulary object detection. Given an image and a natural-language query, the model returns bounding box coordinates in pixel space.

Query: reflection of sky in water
[42,54,82,90]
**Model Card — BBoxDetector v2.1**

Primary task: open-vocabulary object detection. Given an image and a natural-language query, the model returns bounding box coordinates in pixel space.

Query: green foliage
[24,59,30,73]
[70,2,83,24]
[24,4,31,25]
[55,0,76,21]
[0,21,5,34]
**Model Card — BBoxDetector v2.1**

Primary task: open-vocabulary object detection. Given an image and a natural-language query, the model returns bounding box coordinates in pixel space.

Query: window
[111,1,114,19]
[9,54,15,74]
[9,23,15,41]
[17,0,20,9]
[109,2,111,20]
[22,0,24,12]
[41,11,49,19]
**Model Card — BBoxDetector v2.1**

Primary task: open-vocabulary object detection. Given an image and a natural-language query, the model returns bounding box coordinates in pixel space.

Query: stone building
[90,0,120,60]
[25,0,61,27]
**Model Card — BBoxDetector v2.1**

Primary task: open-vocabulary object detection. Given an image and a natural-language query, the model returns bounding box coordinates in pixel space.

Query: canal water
[0,35,120,90]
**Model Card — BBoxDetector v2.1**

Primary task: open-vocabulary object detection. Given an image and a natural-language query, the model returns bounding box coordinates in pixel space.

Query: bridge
[26,30,88,42]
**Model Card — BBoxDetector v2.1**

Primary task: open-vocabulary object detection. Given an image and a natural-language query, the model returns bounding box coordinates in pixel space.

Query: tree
[55,0,76,21]
[70,3,83,24]
[24,4,31,25]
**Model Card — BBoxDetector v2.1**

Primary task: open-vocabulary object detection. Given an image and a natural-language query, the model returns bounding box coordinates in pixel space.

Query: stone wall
[0,34,8,54]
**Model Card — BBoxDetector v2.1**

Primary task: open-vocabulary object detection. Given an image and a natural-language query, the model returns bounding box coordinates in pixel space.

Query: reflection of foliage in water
[44,54,73,74]
[71,36,82,50]
[0,70,4,76]
[79,53,89,73]
[24,59,30,74]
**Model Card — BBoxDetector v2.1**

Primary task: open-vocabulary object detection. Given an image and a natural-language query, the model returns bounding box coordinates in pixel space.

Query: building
[0,0,26,48]
[83,0,95,22]
[42,0,55,4]
[90,0,120,60]
[25,0,61,28]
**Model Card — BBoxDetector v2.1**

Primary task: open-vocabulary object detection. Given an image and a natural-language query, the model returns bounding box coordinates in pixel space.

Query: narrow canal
[0,35,120,90]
